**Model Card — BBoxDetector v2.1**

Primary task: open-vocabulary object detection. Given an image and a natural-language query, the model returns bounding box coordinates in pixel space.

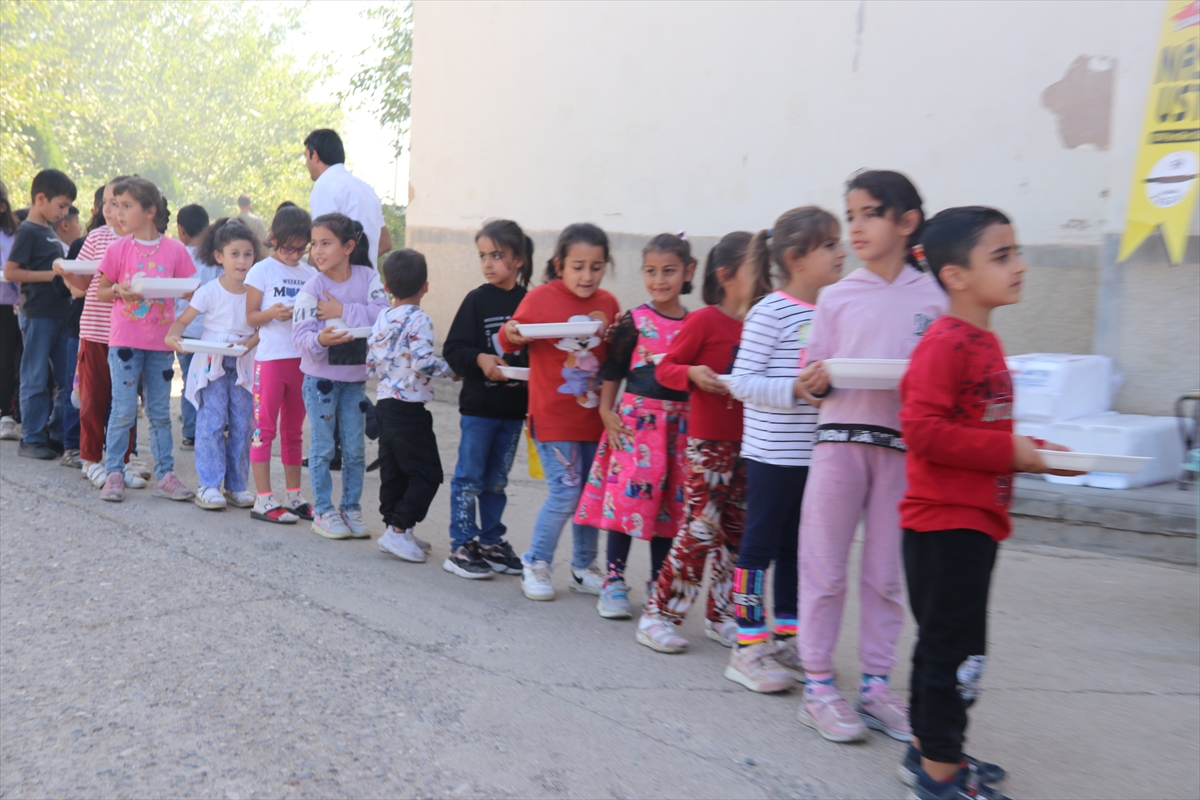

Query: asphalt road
[1,398,1197,799]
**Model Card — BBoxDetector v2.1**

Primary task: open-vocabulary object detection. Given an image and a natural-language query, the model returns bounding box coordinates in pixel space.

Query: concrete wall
[407,0,1199,415]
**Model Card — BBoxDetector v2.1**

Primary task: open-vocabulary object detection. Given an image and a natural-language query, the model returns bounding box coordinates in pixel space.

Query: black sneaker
[180,438,194,451]
[909,765,1010,800]
[479,540,523,575]
[899,745,1006,789]
[442,542,495,580]
[18,441,57,460]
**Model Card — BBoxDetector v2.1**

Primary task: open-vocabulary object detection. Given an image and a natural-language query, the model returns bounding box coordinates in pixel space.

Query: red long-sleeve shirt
[497,279,620,442]
[658,304,743,442]
[898,316,1015,541]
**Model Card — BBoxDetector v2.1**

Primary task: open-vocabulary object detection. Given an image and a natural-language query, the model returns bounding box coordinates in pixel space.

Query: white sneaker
[126,458,152,479]
[569,563,604,595]
[522,559,555,601]
[0,416,18,440]
[379,527,426,563]
[86,462,108,488]
[341,509,371,539]
[312,512,353,540]
[194,487,227,511]
[123,469,148,489]
[705,618,738,647]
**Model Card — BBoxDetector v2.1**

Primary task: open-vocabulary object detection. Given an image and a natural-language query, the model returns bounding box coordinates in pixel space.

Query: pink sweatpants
[798,443,907,676]
[251,358,306,465]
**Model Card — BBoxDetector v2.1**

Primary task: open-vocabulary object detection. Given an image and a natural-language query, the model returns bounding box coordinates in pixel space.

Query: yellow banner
[1118,0,1200,264]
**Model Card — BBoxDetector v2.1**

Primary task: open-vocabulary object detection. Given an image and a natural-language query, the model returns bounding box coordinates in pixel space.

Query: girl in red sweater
[636,231,756,653]
[499,223,621,602]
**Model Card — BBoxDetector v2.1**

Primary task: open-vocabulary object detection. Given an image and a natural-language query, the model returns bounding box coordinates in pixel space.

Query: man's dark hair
[177,204,211,238]
[30,169,77,203]
[382,248,427,299]
[920,206,1012,289]
[237,194,251,209]
[304,129,345,166]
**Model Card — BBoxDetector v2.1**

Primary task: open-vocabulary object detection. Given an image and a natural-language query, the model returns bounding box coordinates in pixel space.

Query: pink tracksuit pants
[798,442,907,676]
[251,358,306,466]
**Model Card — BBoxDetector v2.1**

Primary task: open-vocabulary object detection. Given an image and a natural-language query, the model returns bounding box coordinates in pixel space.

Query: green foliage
[342,2,411,157]
[0,0,341,219]
[382,202,407,249]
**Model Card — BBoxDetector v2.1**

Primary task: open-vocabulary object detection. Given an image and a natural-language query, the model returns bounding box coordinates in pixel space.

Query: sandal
[252,503,299,524]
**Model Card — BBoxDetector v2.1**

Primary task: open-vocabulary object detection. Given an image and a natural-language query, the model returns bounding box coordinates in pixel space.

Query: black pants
[376,399,443,531]
[605,531,673,583]
[735,459,807,620]
[904,528,998,765]
[0,304,22,419]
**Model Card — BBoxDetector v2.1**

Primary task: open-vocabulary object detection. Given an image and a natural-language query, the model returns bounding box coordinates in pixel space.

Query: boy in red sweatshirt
[898,206,1080,800]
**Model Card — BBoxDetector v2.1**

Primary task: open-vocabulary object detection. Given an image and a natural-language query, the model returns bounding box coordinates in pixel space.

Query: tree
[342,2,412,159]
[0,1,342,218]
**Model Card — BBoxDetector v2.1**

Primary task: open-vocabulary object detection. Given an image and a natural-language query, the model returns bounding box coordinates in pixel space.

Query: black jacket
[442,283,528,420]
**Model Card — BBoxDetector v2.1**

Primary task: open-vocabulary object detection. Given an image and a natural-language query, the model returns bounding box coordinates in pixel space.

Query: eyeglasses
[275,243,309,257]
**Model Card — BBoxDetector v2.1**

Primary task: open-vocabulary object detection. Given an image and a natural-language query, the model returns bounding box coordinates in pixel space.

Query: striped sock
[773,614,798,640]
[733,567,768,647]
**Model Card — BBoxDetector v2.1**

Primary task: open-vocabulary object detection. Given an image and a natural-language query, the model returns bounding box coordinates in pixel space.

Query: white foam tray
[1036,450,1151,475]
[517,321,602,339]
[823,358,909,390]
[179,339,248,357]
[129,277,200,298]
[497,366,530,381]
[57,259,101,275]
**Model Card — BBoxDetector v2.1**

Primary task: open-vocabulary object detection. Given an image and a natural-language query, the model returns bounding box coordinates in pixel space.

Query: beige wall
[408,0,1198,415]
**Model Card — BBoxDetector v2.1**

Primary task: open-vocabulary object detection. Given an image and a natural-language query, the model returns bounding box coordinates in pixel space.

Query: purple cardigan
[291,265,389,382]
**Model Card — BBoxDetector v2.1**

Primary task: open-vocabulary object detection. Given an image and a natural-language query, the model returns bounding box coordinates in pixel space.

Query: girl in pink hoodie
[795,171,948,744]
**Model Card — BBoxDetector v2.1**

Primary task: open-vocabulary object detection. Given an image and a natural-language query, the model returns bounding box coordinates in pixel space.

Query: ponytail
[349,220,372,267]
[312,212,373,269]
[196,217,263,267]
[750,207,841,307]
[748,229,774,307]
[701,231,753,306]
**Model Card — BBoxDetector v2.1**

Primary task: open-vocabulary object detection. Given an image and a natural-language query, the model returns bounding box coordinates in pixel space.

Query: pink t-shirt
[98,235,196,351]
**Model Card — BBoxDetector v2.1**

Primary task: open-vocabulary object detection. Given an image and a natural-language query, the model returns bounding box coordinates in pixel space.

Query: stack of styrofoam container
[1007,353,1190,489]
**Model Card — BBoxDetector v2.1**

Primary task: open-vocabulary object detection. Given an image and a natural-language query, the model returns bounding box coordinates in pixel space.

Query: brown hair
[476,218,534,288]
[701,231,753,306]
[112,176,170,234]
[749,206,839,306]
[0,181,16,237]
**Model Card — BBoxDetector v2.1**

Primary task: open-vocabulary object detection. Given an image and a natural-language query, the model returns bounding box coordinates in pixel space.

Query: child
[725,207,845,692]
[369,249,453,563]
[0,181,19,441]
[94,176,197,502]
[795,170,947,742]
[499,223,620,602]
[54,206,81,255]
[898,206,1078,800]
[2,169,77,461]
[173,203,215,450]
[638,231,754,653]
[245,205,317,524]
[52,202,84,467]
[166,219,261,511]
[441,219,532,578]
[292,213,388,539]
[575,232,694,618]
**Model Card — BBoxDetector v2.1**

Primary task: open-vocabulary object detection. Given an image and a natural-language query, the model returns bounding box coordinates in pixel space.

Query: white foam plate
[498,366,530,381]
[648,353,666,365]
[517,320,602,339]
[1036,450,1151,474]
[823,358,909,390]
[129,277,200,298]
[179,339,248,357]
[717,374,734,386]
[345,327,373,338]
[57,259,101,275]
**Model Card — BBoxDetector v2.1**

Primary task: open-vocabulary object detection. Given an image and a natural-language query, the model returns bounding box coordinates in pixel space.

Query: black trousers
[904,528,998,765]
[735,460,806,620]
[376,399,443,531]
[0,304,22,419]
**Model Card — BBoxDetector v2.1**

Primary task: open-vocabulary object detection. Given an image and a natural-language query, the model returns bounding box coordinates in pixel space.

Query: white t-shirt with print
[187,278,255,343]
[244,256,317,361]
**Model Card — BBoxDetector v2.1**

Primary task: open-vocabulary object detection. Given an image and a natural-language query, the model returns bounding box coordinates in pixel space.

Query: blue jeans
[194,357,253,492]
[524,439,600,569]
[178,351,196,439]
[449,415,524,549]
[302,375,366,516]
[104,347,175,479]
[58,337,80,449]
[17,315,72,447]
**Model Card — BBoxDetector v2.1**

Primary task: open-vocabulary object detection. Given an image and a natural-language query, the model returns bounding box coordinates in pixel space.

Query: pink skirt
[575,393,687,539]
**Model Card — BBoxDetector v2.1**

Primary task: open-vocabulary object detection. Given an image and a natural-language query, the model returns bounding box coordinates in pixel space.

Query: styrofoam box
[1006,353,1113,423]
[1033,414,1193,489]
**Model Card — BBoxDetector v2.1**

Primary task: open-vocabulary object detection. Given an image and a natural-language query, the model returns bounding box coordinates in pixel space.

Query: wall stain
[1041,55,1115,150]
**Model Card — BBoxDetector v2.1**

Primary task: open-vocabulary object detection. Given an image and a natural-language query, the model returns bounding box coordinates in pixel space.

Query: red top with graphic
[657,304,744,442]
[498,279,620,442]
[98,235,196,351]
[898,316,1016,541]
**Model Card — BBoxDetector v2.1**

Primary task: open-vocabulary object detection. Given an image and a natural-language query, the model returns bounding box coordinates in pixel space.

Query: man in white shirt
[304,129,391,268]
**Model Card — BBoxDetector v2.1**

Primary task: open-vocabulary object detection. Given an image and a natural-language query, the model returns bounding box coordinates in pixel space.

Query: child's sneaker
[127,458,152,480]
[99,471,125,502]
[634,613,689,653]
[899,745,1007,789]
[522,559,555,601]
[180,438,194,451]
[569,563,604,595]
[724,642,795,692]
[312,512,352,540]
[908,766,1011,800]
[252,497,299,524]
[443,542,494,578]
[194,487,227,511]
[224,490,255,508]
[479,540,522,574]
[798,683,868,742]
[704,618,738,647]
[0,415,19,440]
[123,469,148,489]
[86,462,108,489]
[597,580,633,619]
[60,449,82,468]
[380,527,427,563]
[857,677,913,741]
[153,471,195,501]
[773,638,806,680]
[341,509,371,539]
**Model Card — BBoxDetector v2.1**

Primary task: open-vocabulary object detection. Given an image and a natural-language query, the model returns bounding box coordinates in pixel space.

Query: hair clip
[766,229,774,238]
[910,243,929,268]
[676,229,688,241]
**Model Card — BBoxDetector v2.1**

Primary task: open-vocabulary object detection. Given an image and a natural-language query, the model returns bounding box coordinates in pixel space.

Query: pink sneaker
[152,471,195,501]
[99,471,125,502]
[798,683,867,742]
[856,678,912,741]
